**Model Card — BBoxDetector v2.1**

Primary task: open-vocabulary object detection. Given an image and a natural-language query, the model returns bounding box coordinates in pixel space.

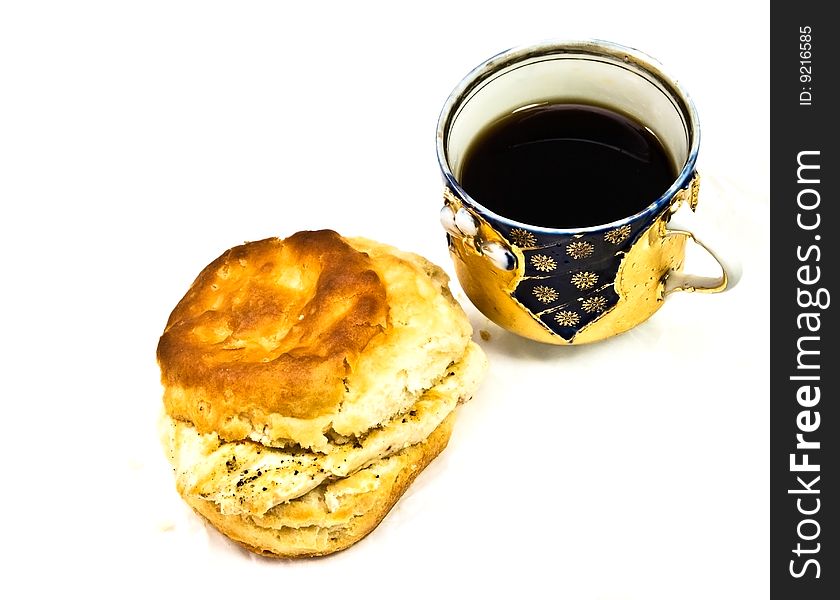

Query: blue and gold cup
[436,40,733,345]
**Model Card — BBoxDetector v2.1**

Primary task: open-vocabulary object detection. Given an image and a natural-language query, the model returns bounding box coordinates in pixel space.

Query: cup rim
[435,39,701,235]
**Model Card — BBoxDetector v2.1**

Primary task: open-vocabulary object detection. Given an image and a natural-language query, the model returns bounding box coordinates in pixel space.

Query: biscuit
[157,230,486,557]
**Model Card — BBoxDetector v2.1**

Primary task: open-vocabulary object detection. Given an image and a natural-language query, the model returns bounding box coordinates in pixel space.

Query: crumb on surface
[479,329,491,341]
[158,521,176,532]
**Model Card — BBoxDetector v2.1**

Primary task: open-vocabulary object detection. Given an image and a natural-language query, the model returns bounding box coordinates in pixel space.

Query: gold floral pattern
[533,285,559,303]
[571,271,599,290]
[581,296,608,313]
[509,228,537,247]
[554,310,580,327]
[566,240,594,259]
[530,254,557,272]
[604,224,632,244]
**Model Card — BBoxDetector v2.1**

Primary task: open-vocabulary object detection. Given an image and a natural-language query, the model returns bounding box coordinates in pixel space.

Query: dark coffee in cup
[459,103,675,229]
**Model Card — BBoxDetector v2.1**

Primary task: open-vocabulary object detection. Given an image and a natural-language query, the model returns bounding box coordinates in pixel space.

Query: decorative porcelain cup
[436,40,733,345]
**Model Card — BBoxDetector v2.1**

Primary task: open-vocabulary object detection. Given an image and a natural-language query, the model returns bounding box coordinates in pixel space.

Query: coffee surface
[459,103,675,228]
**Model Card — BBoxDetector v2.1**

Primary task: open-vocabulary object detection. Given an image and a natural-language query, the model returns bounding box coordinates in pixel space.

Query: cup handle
[663,230,730,295]
[440,190,519,271]
[663,176,741,296]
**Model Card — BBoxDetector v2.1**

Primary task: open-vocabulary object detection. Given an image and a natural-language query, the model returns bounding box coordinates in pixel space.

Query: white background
[0,1,768,598]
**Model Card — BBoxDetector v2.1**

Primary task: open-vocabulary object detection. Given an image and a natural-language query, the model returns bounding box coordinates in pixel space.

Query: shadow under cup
[436,41,728,345]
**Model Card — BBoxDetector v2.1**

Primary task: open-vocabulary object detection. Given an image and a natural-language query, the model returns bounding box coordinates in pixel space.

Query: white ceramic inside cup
[437,40,700,231]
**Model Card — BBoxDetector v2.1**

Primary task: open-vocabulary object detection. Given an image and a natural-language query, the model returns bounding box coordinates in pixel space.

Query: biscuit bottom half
[183,412,455,557]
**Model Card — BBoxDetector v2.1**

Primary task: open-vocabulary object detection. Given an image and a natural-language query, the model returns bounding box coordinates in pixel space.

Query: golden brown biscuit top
[157,230,388,427]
